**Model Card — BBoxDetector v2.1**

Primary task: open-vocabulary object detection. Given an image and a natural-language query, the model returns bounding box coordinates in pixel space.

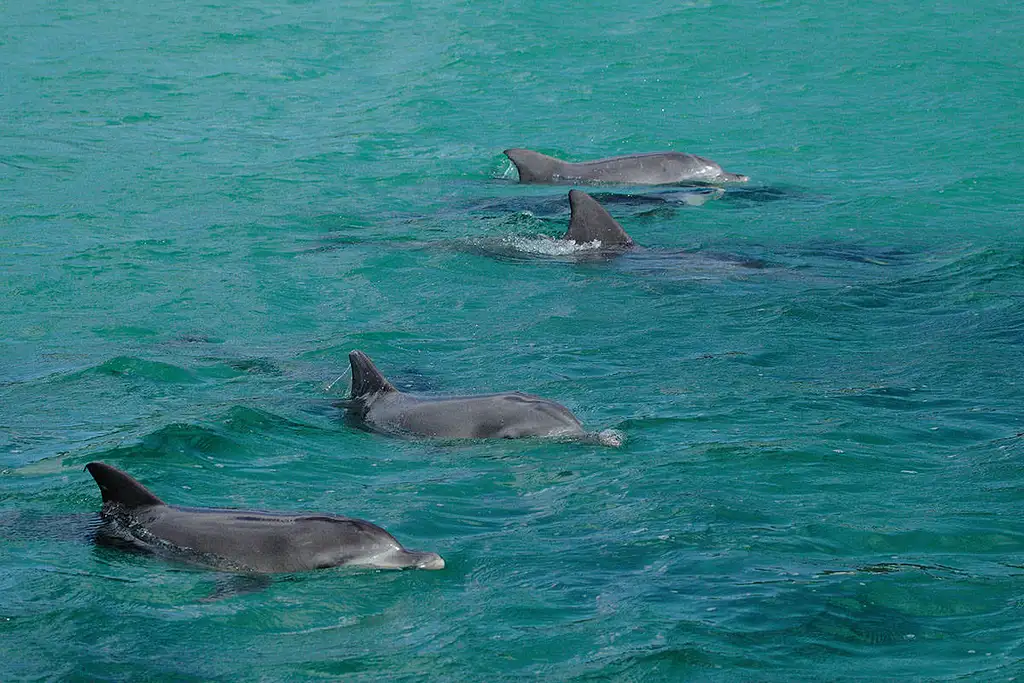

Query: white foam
[497,159,518,181]
[598,429,626,447]
[501,234,604,256]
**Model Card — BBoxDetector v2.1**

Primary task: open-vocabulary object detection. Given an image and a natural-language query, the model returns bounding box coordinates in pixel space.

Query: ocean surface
[2,0,1022,679]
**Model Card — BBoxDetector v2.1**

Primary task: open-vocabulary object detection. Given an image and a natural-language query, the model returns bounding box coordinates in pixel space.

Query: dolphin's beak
[416,552,445,570]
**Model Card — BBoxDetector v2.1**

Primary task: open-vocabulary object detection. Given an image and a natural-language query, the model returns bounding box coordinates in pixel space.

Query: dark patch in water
[391,367,440,393]
[94,356,200,384]
[821,562,964,576]
[798,241,918,266]
[0,511,102,543]
[224,358,281,375]
[465,187,726,218]
[720,185,793,204]
[174,334,226,344]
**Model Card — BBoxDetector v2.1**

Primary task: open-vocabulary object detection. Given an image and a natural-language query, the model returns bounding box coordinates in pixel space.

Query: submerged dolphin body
[343,351,621,445]
[504,148,749,185]
[86,462,444,572]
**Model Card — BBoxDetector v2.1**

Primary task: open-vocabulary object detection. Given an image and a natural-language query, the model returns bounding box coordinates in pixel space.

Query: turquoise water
[2,0,1022,678]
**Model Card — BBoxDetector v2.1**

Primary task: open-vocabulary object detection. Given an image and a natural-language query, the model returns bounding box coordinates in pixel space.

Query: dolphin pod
[79,144,744,578]
[504,148,748,185]
[80,193,629,575]
[86,462,444,573]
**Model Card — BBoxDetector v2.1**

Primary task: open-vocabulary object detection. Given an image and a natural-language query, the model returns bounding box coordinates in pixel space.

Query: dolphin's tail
[348,351,396,402]
[564,190,634,247]
[503,148,563,183]
[86,462,166,508]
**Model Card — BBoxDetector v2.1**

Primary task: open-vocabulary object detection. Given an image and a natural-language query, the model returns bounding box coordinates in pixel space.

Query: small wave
[92,421,242,462]
[82,406,321,466]
[819,562,965,577]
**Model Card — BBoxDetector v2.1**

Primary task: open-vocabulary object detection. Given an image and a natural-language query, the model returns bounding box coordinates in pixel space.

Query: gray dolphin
[562,189,634,250]
[86,462,444,572]
[504,148,748,185]
[344,351,622,445]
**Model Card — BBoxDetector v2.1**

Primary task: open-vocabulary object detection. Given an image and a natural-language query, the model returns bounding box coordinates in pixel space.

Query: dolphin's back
[503,148,748,185]
[86,461,444,572]
[372,391,585,439]
[566,153,721,184]
[345,351,588,441]
[131,507,398,572]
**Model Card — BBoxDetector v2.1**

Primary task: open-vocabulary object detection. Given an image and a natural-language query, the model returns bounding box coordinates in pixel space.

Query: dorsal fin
[564,190,634,247]
[349,350,396,400]
[503,148,564,183]
[86,462,165,508]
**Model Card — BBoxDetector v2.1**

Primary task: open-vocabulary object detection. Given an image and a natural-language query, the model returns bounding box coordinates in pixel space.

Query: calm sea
[2,0,1021,679]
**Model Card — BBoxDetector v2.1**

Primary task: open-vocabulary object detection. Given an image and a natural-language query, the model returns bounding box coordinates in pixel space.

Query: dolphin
[562,189,634,250]
[504,148,748,185]
[85,461,444,572]
[343,351,622,445]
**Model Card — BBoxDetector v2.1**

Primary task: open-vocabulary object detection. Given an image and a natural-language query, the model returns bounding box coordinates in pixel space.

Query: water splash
[500,234,604,256]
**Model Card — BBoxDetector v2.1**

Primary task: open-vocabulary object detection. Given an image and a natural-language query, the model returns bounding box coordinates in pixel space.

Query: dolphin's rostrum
[86,462,444,572]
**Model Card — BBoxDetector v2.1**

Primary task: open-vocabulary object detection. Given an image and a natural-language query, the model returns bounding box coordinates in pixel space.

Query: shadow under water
[466,184,794,219]
[0,511,103,544]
